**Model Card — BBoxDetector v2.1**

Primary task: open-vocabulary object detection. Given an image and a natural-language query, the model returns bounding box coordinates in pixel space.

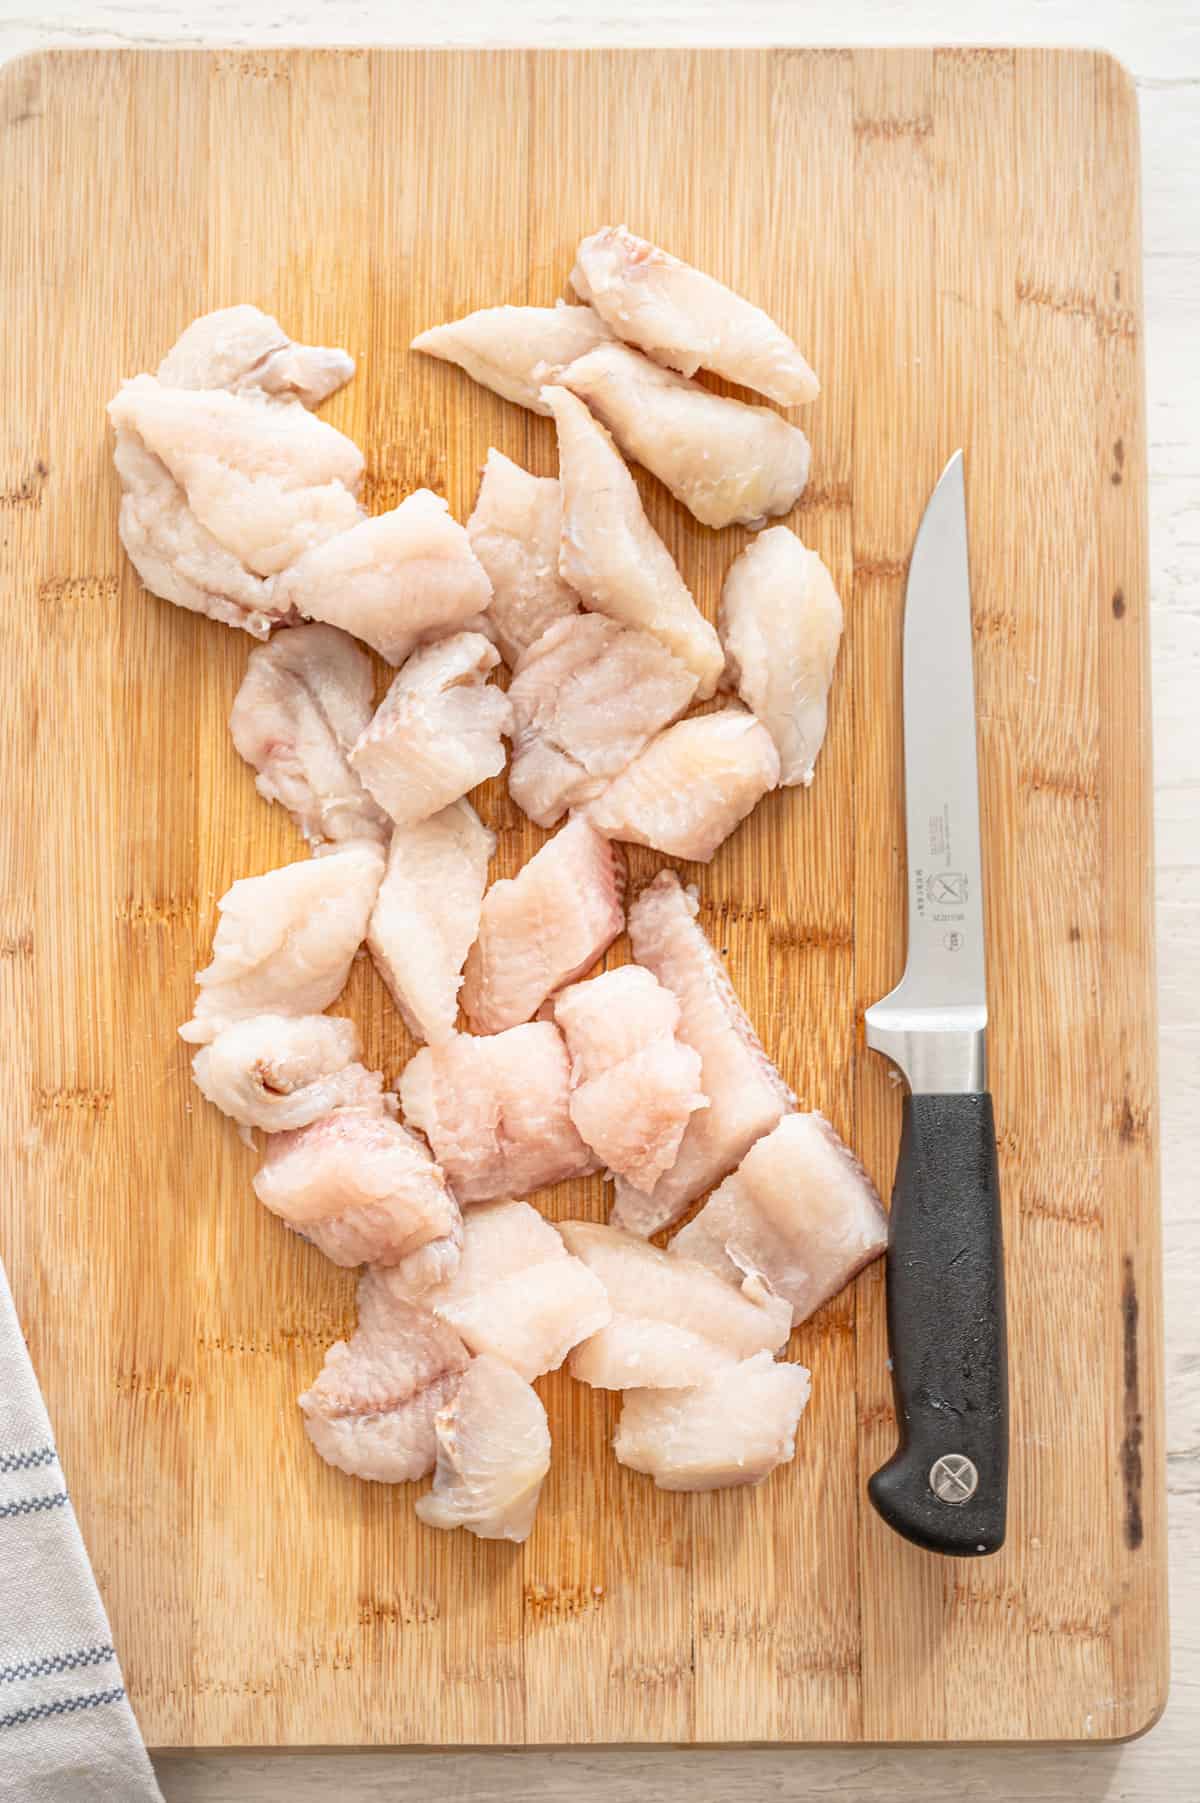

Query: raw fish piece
[398,1023,594,1204]
[366,801,494,1044]
[554,964,682,1070]
[561,342,810,529]
[107,376,364,578]
[587,706,779,863]
[348,632,512,829]
[412,302,613,414]
[157,304,354,407]
[229,623,389,851]
[112,429,291,638]
[507,615,698,827]
[719,527,843,787]
[274,489,494,665]
[571,226,819,406]
[466,450,582,666]
[299,1269,468,1482]
[554,967,707,1192]
[415,1355,550,1542]
[383,1195,562,1302]
[380,1200,611,1379]
[253,1104,462,1273]
[670,1113,887,1325]
[544,385,724,698]
[179,842,384,1044]
[614,872,796,1235]
[559,1221,790,1389]
[614,1352,811,1491]
[461,817,625,1034]
[190,1013,384,1131]
[568,1044,707,1194]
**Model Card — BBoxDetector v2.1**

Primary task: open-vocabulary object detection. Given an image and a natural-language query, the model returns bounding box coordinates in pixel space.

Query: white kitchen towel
[0,1258,163,1803]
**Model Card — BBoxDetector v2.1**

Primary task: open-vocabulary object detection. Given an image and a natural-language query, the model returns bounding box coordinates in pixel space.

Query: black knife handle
[867,1091,1008,1556]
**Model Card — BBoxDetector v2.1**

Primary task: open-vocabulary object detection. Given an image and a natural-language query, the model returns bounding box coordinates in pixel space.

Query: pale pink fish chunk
[720,526,844,787]
[415,1354,550,1542]
[179,842,384,1044]
[544,385,724,699]
[367,800,494,1044]
[253,1103,463,1274]
[229,623,389,851]
[613,1352,812,1491]
[554,967,707,1193]
[555,963,682,1069]
[348,632,512,830]
[587,705,780,864]
[561,342,810,529]
[613,872,796,1236]
[466,450,582,667]
[399,1023,595,1204]
[274,489,494,666]
[559,1220,790,1389]
[461,817,625,1034]
[507,615,698,828]
[412,301,614,415]
[299,1268,469,1483]
[190,1013,385,1131]
[670,1113,887,1326]
[111,428,290,638]
[157,304,355,407]
[107,376,364,578]
[571,226,820,406]
[380,1200,611,1378]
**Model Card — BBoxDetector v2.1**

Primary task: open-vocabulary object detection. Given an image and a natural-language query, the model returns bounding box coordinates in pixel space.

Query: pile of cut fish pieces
[109,227,889,1546]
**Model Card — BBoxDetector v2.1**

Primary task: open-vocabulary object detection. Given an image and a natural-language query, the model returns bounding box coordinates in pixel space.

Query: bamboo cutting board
[0,48,1165,1747]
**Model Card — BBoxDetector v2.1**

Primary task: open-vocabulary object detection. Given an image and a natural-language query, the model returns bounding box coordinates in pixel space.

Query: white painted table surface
[1,2,1195,1797]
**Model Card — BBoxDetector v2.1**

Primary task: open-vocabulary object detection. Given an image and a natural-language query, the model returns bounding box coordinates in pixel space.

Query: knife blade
[864,450,1009,1557]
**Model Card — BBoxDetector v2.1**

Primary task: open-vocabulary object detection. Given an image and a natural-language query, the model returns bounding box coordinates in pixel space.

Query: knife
[864,450,1008,1557]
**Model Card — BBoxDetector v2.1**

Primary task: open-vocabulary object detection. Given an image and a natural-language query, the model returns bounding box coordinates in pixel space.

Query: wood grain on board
[0,47,1165,1747]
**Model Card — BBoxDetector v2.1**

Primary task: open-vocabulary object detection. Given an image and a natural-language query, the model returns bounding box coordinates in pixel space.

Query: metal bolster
[864,1010,988,1095]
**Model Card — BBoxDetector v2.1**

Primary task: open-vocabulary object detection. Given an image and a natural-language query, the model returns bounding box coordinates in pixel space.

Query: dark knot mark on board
[214,52,292,82]
[1112,589,1127,619]
[854,114,933,142]
[1024,766,1100,805]
[34,1085,113,1115]
[1068,925,1082,943]
[359,1594,438,1628]
[1,461,49,509]
[1015,278,1137,343]
[1018,1192,1099,1230]
[362,436,447,513]
[855,556,909,584]
[1118,1095,1151,1145]
[1121,1256,1144,1552]
[118,893,198,928]
[525,1582,605,1617]
[39,576,119,607]
[114,1366,194,1403]
[937,46,1016,69]
[974,607,1018,644]
[795,479,852,514]
[1111,438,1125,486]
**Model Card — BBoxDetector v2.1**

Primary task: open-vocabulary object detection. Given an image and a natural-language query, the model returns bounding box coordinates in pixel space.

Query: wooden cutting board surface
[0,47,1165,1748]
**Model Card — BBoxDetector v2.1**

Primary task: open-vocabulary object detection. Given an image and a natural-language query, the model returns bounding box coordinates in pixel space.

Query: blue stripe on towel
[0,1446,57,1475]
[0,1491,69,1520]
[0,1687,127,1734]
[0,1646,116,1686]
